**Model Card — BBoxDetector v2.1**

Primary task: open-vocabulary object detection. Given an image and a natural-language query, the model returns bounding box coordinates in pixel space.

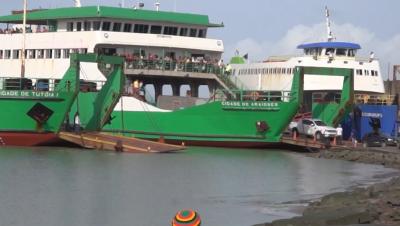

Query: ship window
[71,49,79,54]
[282,68,286,74]
[102,21,111,31]
[67,22,74,31]
[113,22,122,32]
[163,26,178,35]
[364,70,369,76]
[189,28,197,37]
[76,22,82,31]
[336,48,346,56]
[310,48,317,56]
[84,21,91,31]
[348,49,355,57]
[198,29,206,38]
[123,23,132,32]
[0,50,3,59]
[63,49,70,59]
[150,25,162,34]
[4,50,10,59]
[45,49,53,58]
[93,21,101,31]
[356,69,362,75]
[29,50,36,59]
[375,70,379,76]
[134,24,149,33]
[37,49,44,59]
[79,48,88,54]
[325,48,335,56]
[180,28,188,36]
[54,49,61,59]
[371,70,375,76]
[12,50,20,59]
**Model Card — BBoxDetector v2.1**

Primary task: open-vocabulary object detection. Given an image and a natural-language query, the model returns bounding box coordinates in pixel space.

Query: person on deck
[74,112,81,133]
[336,124,343,145]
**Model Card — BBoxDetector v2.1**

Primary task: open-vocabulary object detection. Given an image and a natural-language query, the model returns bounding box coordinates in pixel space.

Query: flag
[243,53,248,60]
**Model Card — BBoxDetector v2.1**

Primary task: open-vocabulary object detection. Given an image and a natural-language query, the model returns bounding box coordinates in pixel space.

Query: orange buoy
[172,209,201,226]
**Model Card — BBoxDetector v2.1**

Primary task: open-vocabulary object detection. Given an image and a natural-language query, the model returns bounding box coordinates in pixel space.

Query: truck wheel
[315,131,322,140]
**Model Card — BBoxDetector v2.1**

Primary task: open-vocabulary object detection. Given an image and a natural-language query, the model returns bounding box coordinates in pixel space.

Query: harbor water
[0,146,396,226]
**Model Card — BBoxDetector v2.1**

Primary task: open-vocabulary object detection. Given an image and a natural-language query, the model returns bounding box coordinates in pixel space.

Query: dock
[58,132,185,153]
[280,133,331,149]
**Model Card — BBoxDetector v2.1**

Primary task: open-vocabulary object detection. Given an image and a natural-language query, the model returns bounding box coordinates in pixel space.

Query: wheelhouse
[297,42,361,58]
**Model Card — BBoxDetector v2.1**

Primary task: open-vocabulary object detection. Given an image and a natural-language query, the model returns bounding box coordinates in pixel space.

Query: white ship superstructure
[0,5,224,97]
[230,42,384,93]
[229,7,385,94]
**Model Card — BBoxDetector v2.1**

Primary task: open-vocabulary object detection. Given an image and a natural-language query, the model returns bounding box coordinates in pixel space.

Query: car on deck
[289,118,337,140]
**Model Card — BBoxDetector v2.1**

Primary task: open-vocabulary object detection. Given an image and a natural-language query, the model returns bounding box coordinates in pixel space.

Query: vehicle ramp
[58,132,184,153]
[280,134,328,150]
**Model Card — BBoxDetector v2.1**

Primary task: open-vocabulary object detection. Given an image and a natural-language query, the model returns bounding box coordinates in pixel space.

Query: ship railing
[124,59,224,75]
[0,78,55,91]
[210,89,293,102]
[264,55,301,62]
[354,94,395,105]
[312,92,342,104]
[0,77,104,92]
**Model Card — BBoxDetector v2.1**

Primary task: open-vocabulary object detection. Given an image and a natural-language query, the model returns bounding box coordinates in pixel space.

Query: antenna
[325,6,334,42]
[155,1,160,11]
[74,0,82,7]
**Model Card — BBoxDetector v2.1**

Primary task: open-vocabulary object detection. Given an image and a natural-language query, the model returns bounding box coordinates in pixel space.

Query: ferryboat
[229,7,386,110]
[0,2,354,147]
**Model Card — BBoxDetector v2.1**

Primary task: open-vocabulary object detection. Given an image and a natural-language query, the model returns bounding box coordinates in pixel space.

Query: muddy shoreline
[255,147,400,226]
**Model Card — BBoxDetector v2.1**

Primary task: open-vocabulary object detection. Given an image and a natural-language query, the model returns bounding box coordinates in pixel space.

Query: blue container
[342,104,398,140]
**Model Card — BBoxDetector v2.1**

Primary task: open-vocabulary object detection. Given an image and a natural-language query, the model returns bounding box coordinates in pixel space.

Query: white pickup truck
[289,118,337,140]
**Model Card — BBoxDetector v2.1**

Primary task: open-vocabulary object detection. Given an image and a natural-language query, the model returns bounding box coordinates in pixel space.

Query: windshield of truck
[315,120,327,126]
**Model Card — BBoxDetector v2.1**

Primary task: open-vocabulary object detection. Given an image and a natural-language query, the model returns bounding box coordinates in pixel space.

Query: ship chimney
[139,3,145,9]
[74,0,82,7]
[155,1,160,11]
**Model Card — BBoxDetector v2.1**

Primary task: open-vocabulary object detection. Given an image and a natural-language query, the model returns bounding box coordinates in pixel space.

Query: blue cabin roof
[297,42,361,50]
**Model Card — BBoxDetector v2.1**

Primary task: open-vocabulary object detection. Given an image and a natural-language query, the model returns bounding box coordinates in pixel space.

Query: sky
[1,0,400,79]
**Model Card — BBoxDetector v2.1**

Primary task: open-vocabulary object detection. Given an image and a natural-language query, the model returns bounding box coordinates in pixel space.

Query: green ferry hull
[0,91,77,146]
[101,101,298,147]
[0,54,125,147]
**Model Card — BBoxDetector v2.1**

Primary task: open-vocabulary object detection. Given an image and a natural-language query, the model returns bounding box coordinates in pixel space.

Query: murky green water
[0,146,396,226]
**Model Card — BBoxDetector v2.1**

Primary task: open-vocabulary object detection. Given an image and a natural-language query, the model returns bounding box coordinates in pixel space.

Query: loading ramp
[280,133,333,150]
[58,132,185,153]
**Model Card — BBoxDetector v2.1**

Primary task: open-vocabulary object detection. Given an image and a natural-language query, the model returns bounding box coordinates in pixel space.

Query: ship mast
[325,6,334,42]
[20,0,27,78]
